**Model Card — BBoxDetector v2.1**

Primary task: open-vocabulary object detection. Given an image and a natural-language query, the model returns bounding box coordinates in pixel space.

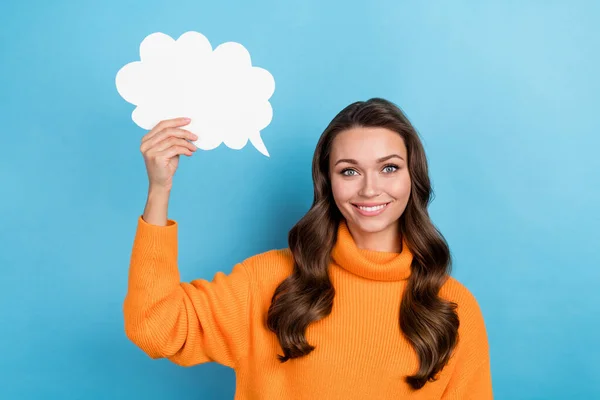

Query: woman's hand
[140,117,198,192]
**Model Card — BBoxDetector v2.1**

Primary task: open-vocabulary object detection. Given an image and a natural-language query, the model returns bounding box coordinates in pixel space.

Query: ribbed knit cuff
[130,215,181,288]
[135,215,178,254]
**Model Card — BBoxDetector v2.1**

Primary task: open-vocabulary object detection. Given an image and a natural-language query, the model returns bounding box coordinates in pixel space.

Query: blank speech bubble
[115,31,275,157]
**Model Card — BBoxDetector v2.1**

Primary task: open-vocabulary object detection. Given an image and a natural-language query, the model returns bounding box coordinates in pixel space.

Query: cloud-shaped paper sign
[116,31,275,157]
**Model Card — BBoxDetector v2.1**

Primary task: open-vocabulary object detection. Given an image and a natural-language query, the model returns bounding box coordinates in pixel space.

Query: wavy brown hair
[266,98,459,389]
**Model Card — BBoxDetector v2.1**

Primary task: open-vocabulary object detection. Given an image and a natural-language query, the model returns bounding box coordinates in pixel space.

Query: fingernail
[183,117,191,122]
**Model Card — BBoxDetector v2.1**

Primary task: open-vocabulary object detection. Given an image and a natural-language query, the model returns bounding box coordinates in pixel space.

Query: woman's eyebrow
[334,154,404,166]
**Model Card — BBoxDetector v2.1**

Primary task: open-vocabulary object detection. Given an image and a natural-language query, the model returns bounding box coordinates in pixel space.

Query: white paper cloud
[116,31,275,157]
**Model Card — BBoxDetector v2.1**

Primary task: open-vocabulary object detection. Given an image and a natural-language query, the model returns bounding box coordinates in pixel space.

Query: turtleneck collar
[330,219,413,281]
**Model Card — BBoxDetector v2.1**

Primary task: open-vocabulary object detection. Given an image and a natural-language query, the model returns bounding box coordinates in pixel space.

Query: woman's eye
[383,164,399,173]
[341,169,358,176]
[341,165,399,176]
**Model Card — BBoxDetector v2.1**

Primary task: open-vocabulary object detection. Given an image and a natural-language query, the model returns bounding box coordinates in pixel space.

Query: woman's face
[329,126,411,246]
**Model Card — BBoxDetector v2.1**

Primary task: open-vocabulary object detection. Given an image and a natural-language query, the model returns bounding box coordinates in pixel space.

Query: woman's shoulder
[440,276,479,305]
[240,247,295,285]
[440,276,488,333]
[242,247,293,266]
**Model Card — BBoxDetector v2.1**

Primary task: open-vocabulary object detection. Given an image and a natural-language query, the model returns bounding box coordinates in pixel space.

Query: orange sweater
[124,216,493,399]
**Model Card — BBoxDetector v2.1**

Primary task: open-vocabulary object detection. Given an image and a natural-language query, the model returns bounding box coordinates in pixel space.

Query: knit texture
[124,216,493,399]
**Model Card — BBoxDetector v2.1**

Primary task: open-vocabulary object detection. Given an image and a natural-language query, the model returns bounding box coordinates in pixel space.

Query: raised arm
[123,117,252,368]
[123,216,252,368]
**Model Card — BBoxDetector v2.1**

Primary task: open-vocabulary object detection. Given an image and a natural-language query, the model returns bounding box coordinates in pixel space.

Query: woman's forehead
[331,127,407,162]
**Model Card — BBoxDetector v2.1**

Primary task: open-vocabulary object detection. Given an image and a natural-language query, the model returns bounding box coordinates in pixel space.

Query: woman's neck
[345,220,402,253]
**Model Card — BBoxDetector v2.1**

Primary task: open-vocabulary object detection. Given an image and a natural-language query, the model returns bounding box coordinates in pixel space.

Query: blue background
[1,0,598,399]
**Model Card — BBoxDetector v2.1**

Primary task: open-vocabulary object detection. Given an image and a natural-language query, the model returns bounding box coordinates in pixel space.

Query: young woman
[124,98,493,399]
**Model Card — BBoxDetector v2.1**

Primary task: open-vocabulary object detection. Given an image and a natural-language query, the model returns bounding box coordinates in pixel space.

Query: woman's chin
[347,216,395,234]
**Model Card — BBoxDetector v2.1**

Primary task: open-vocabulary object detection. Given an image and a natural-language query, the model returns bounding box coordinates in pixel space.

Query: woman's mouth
[351,202,391,217]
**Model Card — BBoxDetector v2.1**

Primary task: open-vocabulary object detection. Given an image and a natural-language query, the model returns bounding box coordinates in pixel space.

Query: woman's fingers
[141,117,192,144]
[159,145,195,159]
[141,127,198,153]
[152,136,198,154]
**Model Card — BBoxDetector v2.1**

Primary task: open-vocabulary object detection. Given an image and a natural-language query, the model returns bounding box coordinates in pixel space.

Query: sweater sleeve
[123,216,252,369]
[441,287,494,399]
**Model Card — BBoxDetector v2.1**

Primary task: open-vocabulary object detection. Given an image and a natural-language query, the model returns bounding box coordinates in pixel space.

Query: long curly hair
[266,98,459,389]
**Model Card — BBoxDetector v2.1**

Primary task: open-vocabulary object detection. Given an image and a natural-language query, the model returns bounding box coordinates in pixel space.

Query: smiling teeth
[358,204,387,211]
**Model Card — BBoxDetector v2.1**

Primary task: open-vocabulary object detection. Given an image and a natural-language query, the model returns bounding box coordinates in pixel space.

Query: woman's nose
[358,175,380,197]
